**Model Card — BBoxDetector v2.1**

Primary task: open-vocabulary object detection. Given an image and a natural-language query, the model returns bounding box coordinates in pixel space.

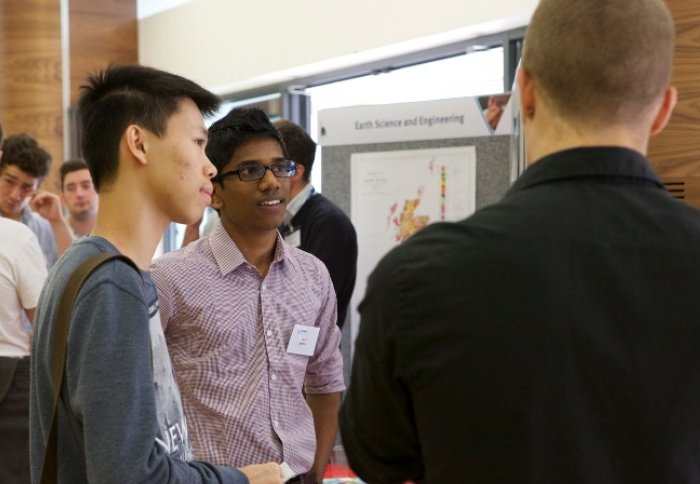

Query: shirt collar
[210,220,292,276]
[285,183,315,224]
[19,204,32,225]
[509,146,664,195]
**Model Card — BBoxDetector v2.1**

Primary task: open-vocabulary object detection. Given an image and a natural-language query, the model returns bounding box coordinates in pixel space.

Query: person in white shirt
[0,216,48,483]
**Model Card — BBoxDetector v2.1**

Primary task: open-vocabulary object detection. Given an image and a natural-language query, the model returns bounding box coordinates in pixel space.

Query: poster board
[318,94,516,363]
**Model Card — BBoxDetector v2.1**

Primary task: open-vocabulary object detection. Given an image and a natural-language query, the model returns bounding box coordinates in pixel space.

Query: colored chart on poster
[350,146,476,340]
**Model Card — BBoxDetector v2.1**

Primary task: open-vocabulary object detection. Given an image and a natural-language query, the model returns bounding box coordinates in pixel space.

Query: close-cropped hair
[0,133,51,179]
[78,64,221,192]
[206,107,288,178]
[0,122,3,145]
[521,0,675,125]
[60,158,90,189]
[274,120,316,182]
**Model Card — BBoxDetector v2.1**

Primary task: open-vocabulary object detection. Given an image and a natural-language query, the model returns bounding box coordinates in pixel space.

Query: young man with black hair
[275,120,358,329]
[341,0,700,482]
[152,107,344,484]
[30,65,281,483]
[59,158,98,237]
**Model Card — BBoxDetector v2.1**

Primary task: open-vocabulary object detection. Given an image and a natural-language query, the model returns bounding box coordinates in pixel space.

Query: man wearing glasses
[0,133,73,270]
[152,107,344,484]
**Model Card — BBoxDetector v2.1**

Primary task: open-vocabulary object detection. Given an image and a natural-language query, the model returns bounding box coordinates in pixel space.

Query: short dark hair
[206,107,288,179]
[274,120,316,182]
[60,158,90,189]
[0,133,51,179]
[78,64,221,192]
[0,121,4,145]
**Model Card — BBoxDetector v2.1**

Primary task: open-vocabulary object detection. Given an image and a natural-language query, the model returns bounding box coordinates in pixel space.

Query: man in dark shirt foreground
[340,0,700,482]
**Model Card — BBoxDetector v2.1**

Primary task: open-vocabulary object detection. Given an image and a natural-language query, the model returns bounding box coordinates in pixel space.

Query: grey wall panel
[321,135,512,218]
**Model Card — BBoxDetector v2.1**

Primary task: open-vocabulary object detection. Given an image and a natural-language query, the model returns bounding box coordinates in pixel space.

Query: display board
[318,95,516,364]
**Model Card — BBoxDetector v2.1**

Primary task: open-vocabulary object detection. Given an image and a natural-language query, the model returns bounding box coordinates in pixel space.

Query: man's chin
[73,208,94,218]
[0,205,22,219]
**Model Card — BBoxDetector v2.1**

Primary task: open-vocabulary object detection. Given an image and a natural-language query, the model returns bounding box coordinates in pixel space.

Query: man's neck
[68,214,96,237]
[525,116,649,166]
[0,205,25,222]
[91,191,169,270]
[286,182,313,222]
[222,222,278,278]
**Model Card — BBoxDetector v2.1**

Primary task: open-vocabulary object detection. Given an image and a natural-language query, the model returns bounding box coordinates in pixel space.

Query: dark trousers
[0,356,31,484]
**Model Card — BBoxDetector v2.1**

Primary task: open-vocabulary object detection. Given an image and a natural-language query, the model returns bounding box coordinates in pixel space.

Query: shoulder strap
[40,253,140,484]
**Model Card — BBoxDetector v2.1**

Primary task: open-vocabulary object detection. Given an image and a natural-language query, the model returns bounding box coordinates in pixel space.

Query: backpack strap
[40,253,140,484]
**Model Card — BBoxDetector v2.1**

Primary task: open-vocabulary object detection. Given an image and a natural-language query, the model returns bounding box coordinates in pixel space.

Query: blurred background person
[276,119,358,329]
[59,159,98,237]
[0,133,73,270]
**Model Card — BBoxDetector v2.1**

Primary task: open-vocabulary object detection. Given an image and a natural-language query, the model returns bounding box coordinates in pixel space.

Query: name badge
[287,324,320,357]
[284,229,301,248]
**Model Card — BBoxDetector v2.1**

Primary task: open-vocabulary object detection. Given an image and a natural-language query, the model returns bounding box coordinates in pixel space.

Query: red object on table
[323,463,357,478]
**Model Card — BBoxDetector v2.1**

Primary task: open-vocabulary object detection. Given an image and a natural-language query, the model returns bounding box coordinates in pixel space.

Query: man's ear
[650,86,678,136]
[293,164,305,182]
[124,125,149,165]
[0,149,3,162]
[517,68,537,120]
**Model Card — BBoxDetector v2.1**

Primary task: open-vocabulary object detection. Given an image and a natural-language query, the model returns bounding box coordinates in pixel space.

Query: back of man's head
[521,0,674,127]
[274,120,316,182]
[60,158,90,190]
[206,107,288,176]
[1,133,51,179]
[78,64,220,192]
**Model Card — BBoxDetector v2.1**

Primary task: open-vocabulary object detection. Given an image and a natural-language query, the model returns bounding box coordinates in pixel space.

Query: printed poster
[350,146,477,345]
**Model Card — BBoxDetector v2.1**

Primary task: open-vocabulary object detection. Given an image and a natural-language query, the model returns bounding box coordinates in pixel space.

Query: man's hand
[30,190,63,223]
[30,190,75,256]
[239,462,283,484]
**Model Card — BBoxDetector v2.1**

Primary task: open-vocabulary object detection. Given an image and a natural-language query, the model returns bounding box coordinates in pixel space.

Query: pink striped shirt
[151,222,345,474]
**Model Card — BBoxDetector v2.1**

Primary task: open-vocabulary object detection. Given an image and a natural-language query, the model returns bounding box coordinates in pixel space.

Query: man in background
[59,158,98,237]
[340,0,700,482]
[152,108,344,484]
[0,121,48,484]
[0,133,73,269]
[275,119,358,328]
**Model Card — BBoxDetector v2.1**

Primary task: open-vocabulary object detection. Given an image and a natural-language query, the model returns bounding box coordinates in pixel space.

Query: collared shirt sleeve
[22,209,58,271]
[150,257,174,331]
[303,259,345,395]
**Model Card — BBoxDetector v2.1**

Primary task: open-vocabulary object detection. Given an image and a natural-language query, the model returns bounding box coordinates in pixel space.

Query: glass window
[306,47,505,191]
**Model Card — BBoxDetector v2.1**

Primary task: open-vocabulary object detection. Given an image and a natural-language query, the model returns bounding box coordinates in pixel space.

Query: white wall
[138,0,538,94]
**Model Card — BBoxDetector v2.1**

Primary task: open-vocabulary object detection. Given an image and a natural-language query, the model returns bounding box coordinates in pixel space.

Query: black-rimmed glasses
[215,160,296,182]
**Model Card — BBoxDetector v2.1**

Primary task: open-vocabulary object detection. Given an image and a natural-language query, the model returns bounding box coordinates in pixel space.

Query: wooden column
[0,0,137,193]
[68,0,138,105]
[0,0,63,190]
[649,0,700,207]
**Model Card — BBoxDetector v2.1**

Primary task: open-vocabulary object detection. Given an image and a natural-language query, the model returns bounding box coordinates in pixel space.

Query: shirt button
[271,374,277,381]
[266,330,272,336]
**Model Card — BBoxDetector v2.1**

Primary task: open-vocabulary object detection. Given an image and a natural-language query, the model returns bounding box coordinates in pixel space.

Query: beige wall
[0,0,63,189]
[138,0,538,93]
